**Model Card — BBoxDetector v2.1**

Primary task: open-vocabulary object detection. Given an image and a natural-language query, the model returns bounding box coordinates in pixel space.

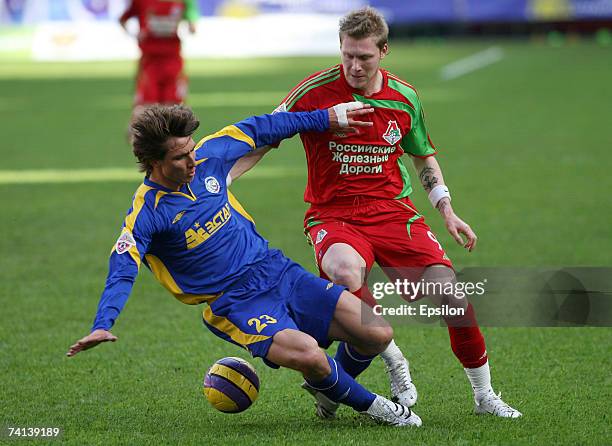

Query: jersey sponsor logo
[339,164,383,175]
[147,6,184,37]
[184,203,232,249]
[328,141,396,176]
[382,120,402,145]
[326,282,334,290]
[205,176,221,194]
[115,230,136,255]
[315,229,327,245]
[172,211,186,224]
[329,141,397,154]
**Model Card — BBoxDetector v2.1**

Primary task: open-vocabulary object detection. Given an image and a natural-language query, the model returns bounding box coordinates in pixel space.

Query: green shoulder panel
[387,77,421,114]
[184,0,199,22]
[387,77,436,158]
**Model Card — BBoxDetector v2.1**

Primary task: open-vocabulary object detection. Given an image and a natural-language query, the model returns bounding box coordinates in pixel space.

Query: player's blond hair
[339,7,389,50]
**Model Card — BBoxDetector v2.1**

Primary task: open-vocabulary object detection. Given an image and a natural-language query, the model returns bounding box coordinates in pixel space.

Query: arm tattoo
[419,167,438,192]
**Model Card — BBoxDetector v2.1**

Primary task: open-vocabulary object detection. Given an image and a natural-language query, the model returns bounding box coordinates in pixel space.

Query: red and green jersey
[120,0,198,57]
[277,65,437,206]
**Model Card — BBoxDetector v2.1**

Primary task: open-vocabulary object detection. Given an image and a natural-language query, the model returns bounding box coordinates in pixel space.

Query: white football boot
[362,395,422,427]
[301,382,340,419]
[474,389,522,418]
[385,357,418,407]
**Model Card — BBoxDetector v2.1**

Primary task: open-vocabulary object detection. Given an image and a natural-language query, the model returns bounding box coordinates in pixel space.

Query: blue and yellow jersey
[92,110,329,331]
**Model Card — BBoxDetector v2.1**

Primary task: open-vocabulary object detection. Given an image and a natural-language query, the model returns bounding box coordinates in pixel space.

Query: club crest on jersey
[115,230,136,255]
[205,176,221,194]
[382,120,402,145]
[315,229,327,245]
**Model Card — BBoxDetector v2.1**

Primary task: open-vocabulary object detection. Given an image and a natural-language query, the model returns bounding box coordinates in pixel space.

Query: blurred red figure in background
[119,0,199,125]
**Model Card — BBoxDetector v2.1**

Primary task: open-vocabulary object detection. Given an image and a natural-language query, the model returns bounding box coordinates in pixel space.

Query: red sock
[352,285,378,308]
[445,303,488,368]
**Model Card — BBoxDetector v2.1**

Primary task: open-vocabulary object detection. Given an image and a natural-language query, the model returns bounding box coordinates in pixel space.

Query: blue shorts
[201,249,344,367]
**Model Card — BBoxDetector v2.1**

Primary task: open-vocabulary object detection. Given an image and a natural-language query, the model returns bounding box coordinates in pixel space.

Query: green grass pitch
[0,40,611,445]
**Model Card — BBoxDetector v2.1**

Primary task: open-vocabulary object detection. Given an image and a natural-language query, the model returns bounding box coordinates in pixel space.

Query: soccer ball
[203,357,260,413]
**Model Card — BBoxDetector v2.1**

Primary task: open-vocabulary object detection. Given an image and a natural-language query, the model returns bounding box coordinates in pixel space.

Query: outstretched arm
[411,155,477,252]
[235,102,373,149]
[66,208,154,357]
[226,102,373,183]
[65,260,136,357]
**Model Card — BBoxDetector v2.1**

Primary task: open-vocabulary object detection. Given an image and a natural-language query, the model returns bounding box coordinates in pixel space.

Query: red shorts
[135,54,187,105]
[304,197,453,276]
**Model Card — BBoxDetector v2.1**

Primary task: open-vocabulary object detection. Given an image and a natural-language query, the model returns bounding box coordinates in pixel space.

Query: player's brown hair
[131,104,200,175]
[339,7,389,50]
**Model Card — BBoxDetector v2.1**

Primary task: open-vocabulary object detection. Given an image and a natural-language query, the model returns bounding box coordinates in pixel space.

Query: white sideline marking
[440,46,504,81]
[0,166,304,185]
[95,91,286,109]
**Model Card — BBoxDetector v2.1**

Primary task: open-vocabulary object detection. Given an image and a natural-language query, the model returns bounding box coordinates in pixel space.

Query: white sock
[464,361,493,399]
[380,339,404,365]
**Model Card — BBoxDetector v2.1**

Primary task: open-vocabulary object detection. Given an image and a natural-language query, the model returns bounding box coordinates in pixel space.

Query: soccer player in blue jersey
[66,103,423,427]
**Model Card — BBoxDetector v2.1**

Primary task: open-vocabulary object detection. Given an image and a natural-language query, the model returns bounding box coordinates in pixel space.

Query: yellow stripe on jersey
[227,190,254,224]
[195,125,256,151]
[179,292,223,305]
[125,184,154,232]
[145,254,222,305]
[208,363,259,402]
[155,187,196,205]
[116,183,154,266]
[146,253,183,294]
[155,190,168,209]
[203,306,271,346]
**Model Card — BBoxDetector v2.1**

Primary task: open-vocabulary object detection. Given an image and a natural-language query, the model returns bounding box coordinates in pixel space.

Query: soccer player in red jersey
[119,0,198,122]
[242,7,522,419]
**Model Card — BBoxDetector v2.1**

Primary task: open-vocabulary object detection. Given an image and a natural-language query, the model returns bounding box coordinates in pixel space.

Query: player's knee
[324,258,364,290]
[365,324,394,354]
[439,283,469,312]
[295,345,330,380]
[447,293,469,312]
[375,324,394,348]
[423,265,468,311]
[349,322,393,355]
[277,334,329,378]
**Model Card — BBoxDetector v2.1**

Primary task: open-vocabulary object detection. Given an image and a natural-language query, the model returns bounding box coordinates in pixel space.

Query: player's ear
[150,159,162,170]
[380,43,389,59]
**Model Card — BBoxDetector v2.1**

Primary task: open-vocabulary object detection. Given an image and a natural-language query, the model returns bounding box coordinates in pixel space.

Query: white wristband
[428,184,451,208]
[332,101,364,127]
